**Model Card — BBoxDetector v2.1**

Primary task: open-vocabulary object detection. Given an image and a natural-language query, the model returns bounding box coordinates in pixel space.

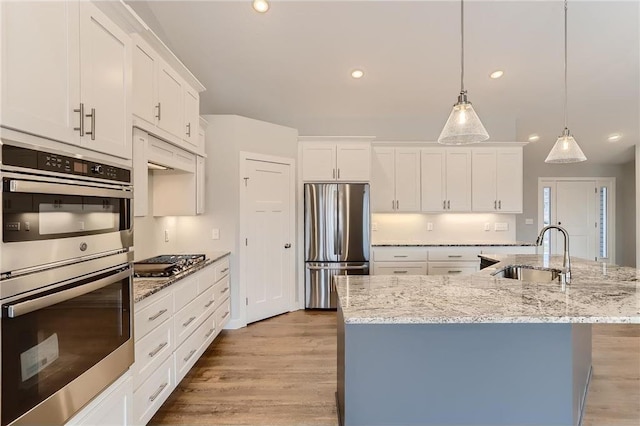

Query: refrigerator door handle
[335,186,340,256]
[307,265,368,270]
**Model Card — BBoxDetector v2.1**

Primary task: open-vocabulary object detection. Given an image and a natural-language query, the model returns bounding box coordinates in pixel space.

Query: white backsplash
[371,213,518,244]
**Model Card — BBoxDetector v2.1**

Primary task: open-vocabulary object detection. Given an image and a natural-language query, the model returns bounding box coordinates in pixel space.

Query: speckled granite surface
[133,251,230,303]
[336,254,640,324]
[372,241,537,247]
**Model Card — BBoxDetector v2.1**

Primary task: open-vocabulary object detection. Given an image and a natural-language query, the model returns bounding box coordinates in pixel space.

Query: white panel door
[371,147,396,212]
[496,148,523,213]
[395,148,421,212]
[421,148,446,212]
[157,63,184,139]
[445,149,472,211]
[79,2,131,159]
[556,181,597,260]
[183,88,200,151]
[471,148,498,212]
[302,143,337,181]
[336,143,370,181]
[245,160,292,323]
[132,39,158,125]
[1,1,80,144]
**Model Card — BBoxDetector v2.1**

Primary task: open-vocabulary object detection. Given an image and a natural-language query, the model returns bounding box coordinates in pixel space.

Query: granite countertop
[336,254,640,325]
[372,241,537,247]
[133,251,230,303]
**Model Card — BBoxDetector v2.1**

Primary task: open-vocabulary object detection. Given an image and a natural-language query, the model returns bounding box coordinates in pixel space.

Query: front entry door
[243,158,293,324]
[555,181,597,260]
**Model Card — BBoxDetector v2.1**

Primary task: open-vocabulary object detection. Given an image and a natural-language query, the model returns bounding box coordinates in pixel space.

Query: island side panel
[337,304,346,426]
[340,322,585,426]
[572,324,593,424]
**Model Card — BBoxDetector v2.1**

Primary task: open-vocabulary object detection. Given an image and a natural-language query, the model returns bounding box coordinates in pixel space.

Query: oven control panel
[2,145,131,184]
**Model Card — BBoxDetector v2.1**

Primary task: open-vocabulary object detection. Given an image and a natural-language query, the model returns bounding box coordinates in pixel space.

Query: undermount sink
[492,265,563,283]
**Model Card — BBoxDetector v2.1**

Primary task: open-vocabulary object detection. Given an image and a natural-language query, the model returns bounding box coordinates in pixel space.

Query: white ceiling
[126,0,639,164]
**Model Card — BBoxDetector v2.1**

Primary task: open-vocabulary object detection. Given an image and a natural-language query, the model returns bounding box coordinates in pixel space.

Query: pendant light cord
[564,0,568,130]
[460,0,465,94]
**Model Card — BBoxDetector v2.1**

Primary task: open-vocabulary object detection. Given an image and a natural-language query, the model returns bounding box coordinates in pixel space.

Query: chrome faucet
[536,225,571,284]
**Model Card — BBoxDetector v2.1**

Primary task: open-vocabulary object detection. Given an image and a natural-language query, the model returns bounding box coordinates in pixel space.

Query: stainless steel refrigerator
[304,183,370,309]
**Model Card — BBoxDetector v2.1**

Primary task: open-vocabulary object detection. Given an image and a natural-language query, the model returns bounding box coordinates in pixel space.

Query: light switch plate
[484,223,490,231]
[164,229,169,242]
[372,222,378,231]
[494,222,509,231]
[427,222,433,231]
[525,218,534,225]
[212,228,220,240]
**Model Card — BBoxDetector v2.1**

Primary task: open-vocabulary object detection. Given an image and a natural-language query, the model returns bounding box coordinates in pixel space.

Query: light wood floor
[150,311,639,426]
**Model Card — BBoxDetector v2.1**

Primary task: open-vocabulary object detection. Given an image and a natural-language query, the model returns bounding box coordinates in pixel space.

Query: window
[599,186,608,259]
[542,187,552,254]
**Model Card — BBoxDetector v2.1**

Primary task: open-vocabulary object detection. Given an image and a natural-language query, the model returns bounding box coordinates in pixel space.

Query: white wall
[517,144,636,267]
[372,213,517,244]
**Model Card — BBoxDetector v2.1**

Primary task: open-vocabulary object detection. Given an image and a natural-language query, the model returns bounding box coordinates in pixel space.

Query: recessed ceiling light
[351,69,364,79]
[252,0,269,13]
[607,133,622,142]
[528,134,540,142]
[490,70,504,79]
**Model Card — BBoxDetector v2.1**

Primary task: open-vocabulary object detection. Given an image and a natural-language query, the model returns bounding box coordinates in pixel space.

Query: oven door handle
[7,179,132,199]
[5,269,130,318]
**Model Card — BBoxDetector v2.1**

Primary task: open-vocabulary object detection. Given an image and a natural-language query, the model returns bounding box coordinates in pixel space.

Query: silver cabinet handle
[494,200,497,210]
[73,103,85,136]
[447,255,462,258]
[85,108,95,140]
[220,267,229,274]
[396,200,399,210]
[148,341,168,358]
[448,270,463,273]
[393,270,408,274]
[155,102,161,120]
[392,200,396,210]
[443,200,446,210]
[221,311,230,319]
[332,169,336,179]
[337,168,340,179]
[148,309,168,321]
[498,200,502,209]
[183,349,196,362]
[186,122,191,137]
[6,269,130,318]
[182,316,196,328]
[149,382,168,402]
[204,300,214,308]
[447,200,451,209]
[393,255,408,258]
[205,328,215,338]
[220,287,229,294]
[284,243,291,249]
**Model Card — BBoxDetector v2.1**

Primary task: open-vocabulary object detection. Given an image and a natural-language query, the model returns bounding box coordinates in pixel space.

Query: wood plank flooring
[150,311,639,425]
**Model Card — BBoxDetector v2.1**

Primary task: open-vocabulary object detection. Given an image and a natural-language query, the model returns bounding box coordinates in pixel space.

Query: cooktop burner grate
[134,254,206,277]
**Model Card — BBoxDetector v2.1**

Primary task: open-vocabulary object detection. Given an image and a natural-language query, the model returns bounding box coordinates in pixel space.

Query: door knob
[284,243,291,249]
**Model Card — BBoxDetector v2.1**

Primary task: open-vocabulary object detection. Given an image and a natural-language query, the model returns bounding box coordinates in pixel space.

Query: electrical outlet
[164,229,169,242]
[525,218,534,225]
[494,222,509,231]
[372,222,378,231]
[212,228,220,240]
[427,222,433,231]
[484,223,490,231]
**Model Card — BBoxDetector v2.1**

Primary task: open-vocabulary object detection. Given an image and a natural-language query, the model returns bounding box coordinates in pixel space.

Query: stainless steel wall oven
[0,141,134,426]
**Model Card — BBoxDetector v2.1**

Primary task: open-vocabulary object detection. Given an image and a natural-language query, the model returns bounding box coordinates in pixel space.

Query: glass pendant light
[545,0,586,163]
[438,0,489,145]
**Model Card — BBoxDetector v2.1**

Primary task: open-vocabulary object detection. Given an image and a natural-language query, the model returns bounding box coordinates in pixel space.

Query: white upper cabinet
[183,88,200,152]
[301,141,370,182]
[157,63,184,139]
[78,2,131,159]
[1,1,131,159]
[371,147,420,212]
[421,148,471,212]
[132,40,158,126]
[1,1,81,145]
[472,147,523,213]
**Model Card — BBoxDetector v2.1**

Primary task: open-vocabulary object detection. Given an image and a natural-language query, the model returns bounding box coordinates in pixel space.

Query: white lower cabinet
[66,371,133,426]
[372,247,428,275]
[373,262,427,275]
[131,255,230,425]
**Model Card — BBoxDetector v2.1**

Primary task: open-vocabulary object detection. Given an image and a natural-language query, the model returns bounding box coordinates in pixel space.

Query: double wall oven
[0,141,134,426]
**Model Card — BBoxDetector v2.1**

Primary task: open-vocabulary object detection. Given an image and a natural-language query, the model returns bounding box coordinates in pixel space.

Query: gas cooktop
[134,254,206,277]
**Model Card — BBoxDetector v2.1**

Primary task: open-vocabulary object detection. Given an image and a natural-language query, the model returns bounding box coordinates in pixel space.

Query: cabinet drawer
[135,292,173,342]
[214,257,230,282]
[133,355,174,426]
[214,275,230,310]
[174,287,213,347]
[197,265,216,293]
[173,274,199,313]
[428,264,479,276]
[373,262,427,275]
[215,297,231,330]
[373,248,428,262]
[427,251,479,261]
[174,313,212,385]
[133,319,173,390]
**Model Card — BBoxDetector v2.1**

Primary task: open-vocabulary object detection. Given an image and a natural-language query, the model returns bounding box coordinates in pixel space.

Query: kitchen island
[335,254,639,426]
